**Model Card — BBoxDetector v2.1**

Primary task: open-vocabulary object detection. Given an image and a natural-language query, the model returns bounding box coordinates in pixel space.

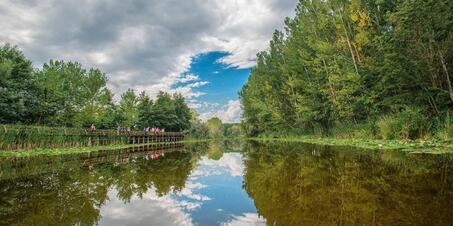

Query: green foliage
[0,44,38,123]
[137,92,192,132]
[240,0,453,139]
[377,107,430,140]
[224,124,242,138]
[330,122,377,139]
[185,112,209,139]
[207,117,223,138]
[118,89,139,128]
[0,43,197,134]
[433,112,453,141]
[34,60,114,127]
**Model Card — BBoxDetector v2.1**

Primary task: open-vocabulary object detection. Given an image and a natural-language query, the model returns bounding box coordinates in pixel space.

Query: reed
[0,124,183,150]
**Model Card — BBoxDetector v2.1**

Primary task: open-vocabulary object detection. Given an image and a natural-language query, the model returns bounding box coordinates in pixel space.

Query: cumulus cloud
[221,213,266,226]
[195,153,245,177]
[0,0,297,97]
[100,189,195,226]
[200,100,242,123]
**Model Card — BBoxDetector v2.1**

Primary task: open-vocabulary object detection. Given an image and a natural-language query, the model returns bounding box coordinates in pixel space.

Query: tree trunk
[338,8,360,77]
[439,50,453,103]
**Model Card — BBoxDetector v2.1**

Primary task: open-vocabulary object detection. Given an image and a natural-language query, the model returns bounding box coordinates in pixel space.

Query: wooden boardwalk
[0,125,184,150]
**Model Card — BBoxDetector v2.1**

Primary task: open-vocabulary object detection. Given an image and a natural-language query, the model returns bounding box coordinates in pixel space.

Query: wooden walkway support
[0,125,184,150]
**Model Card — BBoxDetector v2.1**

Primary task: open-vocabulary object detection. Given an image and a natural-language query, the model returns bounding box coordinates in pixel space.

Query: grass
[1,135,451,158]
[0,141,195,158]
[250,135,453,154]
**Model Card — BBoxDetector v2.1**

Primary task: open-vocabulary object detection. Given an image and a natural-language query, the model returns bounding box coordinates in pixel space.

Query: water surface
[0,141,452,226]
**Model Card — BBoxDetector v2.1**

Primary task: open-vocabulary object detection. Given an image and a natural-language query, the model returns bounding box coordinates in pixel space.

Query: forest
[0,44,192,132]
[240,0,452,141]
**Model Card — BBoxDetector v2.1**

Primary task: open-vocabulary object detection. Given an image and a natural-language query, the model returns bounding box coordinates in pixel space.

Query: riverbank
[2,136,451,158]
[0,140,208,158]
[250,136,453,154]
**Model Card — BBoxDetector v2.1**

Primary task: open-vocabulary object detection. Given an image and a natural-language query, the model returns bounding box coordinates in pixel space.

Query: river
[0,141,452,226]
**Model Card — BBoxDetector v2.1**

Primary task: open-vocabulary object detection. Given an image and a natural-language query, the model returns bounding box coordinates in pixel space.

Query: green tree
[241,0,452,139]
[118,89,139,128]
[0,44,38,123]
[207,117,223,138]
[136,91,153,129]
[34,60,113,127]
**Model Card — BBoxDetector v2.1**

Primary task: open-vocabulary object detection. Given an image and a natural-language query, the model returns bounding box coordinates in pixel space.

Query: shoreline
[248,136,453,154]
[0,139,213,158]
[1,136,451,158]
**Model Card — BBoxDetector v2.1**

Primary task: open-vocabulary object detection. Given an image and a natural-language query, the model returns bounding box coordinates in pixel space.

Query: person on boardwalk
[90,124,96,131]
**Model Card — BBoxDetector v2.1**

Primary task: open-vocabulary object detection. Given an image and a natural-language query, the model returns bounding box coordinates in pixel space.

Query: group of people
[144,127,165,134]
[117,126,132,133]
[144,151,165,160]
[87,124,166,134]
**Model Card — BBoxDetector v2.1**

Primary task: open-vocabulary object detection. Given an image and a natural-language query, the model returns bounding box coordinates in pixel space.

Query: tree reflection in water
[0,141,452,226]
[0,143,208,226]
[243,142,453,226]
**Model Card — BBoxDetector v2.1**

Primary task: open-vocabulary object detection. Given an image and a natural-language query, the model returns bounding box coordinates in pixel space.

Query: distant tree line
[185,117,242,139]
[0,44,192,132]
[240,0,452,140]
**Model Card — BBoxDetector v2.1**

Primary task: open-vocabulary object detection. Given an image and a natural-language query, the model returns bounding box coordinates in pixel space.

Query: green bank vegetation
[251,136,452,153]
[240,0,453,144]
[185,117,242,139]
[0,140,194,158]
[0,45,192,131]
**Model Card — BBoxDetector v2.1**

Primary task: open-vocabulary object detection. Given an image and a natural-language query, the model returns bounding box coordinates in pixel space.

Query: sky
[0,0,298,123]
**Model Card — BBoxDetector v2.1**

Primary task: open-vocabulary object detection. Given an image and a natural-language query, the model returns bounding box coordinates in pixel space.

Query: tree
[34,60,113,127]
[207,117,223,138]
[137,91,153,129]
[118,89,139,128]
[240,0,452,138]
[0,44,38,124]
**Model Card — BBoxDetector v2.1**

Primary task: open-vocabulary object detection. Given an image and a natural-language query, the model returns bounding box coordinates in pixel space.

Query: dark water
[0,141,452,226]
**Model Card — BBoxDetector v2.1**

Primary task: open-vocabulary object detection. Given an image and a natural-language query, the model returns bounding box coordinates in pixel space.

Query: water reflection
[0,141,452,226]
[243,142,453,226]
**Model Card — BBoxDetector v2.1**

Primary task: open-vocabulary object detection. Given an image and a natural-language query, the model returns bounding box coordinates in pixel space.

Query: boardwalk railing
[0,125,184,150]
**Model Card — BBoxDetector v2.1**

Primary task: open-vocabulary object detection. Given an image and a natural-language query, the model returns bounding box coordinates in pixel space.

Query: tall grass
[377,107,430,140]
[0,125,183,150]
[433,112,453,142]
[330,122,377,139]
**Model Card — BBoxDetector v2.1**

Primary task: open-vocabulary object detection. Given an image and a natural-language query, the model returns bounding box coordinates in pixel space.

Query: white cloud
[178,74,200,84]
[195,153,245,177]
[200,100,242,123]
[100,189,195,226]
[187,81,209,88]
[221,213,266,226]
[0,0,297,96]
[0,0,297,121]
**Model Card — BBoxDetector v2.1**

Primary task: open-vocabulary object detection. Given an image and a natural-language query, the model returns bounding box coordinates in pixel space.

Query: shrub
[433,111,453,142]
[331,121,376,139]
[377,107,430,140]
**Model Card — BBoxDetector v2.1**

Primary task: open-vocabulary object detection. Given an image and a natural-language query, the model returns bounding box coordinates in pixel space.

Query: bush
[433,112,453,142]
[331,122,376,139]
[377,107,429,140]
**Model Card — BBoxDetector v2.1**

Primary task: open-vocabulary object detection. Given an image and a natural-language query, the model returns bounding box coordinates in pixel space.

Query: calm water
[0,141,452,226]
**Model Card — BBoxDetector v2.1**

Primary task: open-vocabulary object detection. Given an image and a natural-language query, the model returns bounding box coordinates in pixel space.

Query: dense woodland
[241,0,452,140]
[0,44,192,131]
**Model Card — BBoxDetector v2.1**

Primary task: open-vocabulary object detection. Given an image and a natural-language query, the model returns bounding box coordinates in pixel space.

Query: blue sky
[173,52,250,122]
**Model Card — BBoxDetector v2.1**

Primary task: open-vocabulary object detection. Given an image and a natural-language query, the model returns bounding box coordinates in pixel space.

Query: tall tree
[0,44,38,123]
[118,89,139,128]
[240,0,452,137]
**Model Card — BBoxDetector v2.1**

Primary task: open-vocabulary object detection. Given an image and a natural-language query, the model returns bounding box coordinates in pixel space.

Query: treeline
[241,0,452,140]
[0,44,191,131]
[186,117,242,139]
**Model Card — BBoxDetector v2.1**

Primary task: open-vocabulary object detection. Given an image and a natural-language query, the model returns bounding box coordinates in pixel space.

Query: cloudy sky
[0,0,298,122]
